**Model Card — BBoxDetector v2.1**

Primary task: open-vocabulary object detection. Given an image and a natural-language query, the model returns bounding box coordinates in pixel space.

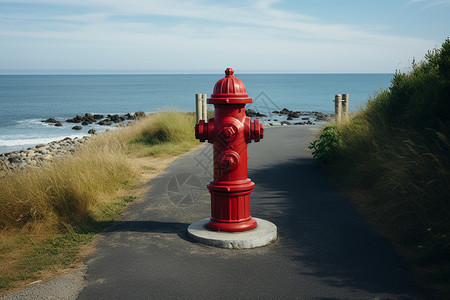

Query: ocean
[0,73,393,154]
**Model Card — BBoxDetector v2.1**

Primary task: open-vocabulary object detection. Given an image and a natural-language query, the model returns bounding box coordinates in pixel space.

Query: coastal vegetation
[0,111,198,294]
[309,38,450,297]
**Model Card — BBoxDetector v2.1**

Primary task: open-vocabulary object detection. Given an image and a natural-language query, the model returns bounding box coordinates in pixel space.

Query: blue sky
[0,0,449,74]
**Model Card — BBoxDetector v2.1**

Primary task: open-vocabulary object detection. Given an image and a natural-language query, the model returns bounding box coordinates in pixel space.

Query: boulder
[98,120,112,126]
[134,111,146,119]
[54,121,63,126]
[288,112,300,119]
[93,114,104,120]
[88,129,97,135]
[66,118,81,123]
[246,109,258,117]
[72,125,82,130]
[8,157,21,164]
[124,113,134,120]
[280,108,292,115]
[42,118,58,123]
[245,109,267,118]
[41,154,53,161]
[280,121,292,126]
[110,114,122,123]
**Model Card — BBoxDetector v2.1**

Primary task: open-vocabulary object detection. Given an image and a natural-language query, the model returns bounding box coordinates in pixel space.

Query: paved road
[76,125,426,300]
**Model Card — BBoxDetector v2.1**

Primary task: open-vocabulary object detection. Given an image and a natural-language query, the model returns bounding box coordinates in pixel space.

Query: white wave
[0,134,84,147]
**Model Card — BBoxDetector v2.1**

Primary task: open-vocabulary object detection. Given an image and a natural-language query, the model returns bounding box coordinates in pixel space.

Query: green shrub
[308,126,341,164]
[310,38,450,297]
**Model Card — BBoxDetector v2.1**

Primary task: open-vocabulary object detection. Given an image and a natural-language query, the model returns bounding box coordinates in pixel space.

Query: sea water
[0,73,392,154]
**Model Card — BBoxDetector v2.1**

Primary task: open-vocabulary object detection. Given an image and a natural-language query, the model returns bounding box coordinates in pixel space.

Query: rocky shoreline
[1,109,330,172]
[0,111,147,172]
[42,111,146,133]
[0,136,90,172]
[246,108,332,126]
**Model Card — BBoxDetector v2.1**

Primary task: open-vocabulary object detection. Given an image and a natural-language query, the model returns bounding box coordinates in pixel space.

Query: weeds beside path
[0,111,199,295]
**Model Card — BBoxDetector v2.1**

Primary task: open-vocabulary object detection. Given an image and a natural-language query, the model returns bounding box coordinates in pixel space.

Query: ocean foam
[0,134,84,147]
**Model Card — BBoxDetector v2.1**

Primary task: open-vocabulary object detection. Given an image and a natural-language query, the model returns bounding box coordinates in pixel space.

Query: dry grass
[0,111,199,294]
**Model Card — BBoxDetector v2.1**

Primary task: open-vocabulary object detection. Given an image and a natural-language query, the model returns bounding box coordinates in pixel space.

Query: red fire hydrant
[195,68,264,232]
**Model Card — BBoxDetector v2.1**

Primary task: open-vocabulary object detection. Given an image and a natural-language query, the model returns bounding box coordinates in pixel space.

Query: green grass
[309,39,450,298]
[0,111,198,294]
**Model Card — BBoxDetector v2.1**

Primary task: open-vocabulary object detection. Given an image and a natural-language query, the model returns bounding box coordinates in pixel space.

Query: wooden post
[195,94,203,123]
[335,94,342,123]
[342,94,349,120]
[202,94,208,121]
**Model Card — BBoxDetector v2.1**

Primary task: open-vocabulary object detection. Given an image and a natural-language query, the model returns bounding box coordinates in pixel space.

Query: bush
[308,126,341,164]
[310,38,450,297]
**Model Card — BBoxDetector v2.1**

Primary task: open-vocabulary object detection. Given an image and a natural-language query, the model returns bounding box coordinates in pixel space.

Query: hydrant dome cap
[208,68,252,104]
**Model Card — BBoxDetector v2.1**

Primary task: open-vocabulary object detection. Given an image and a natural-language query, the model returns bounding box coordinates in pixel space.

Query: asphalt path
[74,125,427,300]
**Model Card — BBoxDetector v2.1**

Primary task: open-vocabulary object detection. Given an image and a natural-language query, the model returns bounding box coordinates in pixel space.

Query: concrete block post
[202,94,208,121]
[195,94,203,123]
[335,94,342,123]
[342,94,349,120]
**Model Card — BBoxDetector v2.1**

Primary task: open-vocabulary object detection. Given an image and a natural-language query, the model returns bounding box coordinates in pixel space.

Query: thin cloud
[0,0,433,45]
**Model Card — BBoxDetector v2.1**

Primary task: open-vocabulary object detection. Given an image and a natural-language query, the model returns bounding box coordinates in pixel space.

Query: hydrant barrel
[194,68,264,232]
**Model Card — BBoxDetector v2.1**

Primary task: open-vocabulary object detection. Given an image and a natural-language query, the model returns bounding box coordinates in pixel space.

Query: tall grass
[309,39,450,297]
[0,111,198,292]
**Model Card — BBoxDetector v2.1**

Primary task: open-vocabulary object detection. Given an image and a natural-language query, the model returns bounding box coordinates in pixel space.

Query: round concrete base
[187,218,277,249]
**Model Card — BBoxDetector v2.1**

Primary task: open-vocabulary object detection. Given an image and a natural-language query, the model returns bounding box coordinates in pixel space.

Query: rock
[66,118,81,123]
[54,121,63,126]
[134,111,146,119]
[110,114,122,123]
[8,157,21,164]
[288,112,300,119]
[287,116,293,120]
[246,109,257,117]
[81,121,89,126]
[72,126,82,130]
[302,117,310,120]
[280,121,292,126]
[272,111,280,114]
[294,122,305,125]
[88,129,97,135]
[93,114,104,120]
[124,113,134,120]
[36,144,47,149]
[280,108,292,115]
[42,118,58,123]
[98,120,112,126]
[41,154,53,161]
[245,109,267,118]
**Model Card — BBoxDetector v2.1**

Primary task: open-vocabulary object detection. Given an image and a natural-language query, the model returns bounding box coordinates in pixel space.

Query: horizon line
[0,70,394,75]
